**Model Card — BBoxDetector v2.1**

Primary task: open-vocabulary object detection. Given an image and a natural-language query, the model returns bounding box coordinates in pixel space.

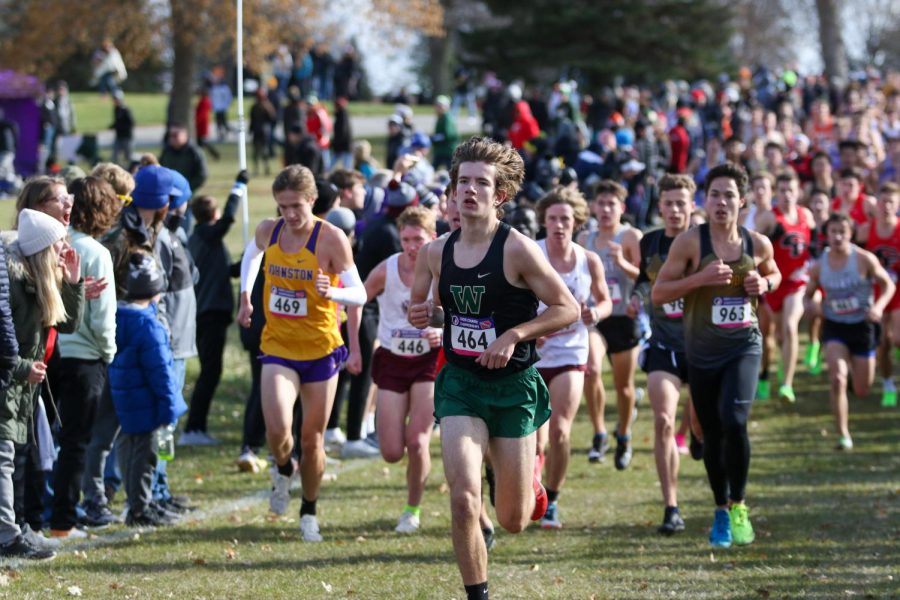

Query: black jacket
[0,240,18,389]
[188,190,240,315]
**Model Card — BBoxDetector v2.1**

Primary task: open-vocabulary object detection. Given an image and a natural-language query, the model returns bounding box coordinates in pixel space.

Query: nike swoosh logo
[477,272,490,279]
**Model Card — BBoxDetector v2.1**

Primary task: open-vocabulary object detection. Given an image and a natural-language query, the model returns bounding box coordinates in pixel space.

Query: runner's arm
[652,230,711,304]
[364,260,387,303]
[409,238,444,329]
[861,249,896,318]
[586,251,612,323]
[746,232,781,296]
[318,226,367,306]
[237,220,276,328]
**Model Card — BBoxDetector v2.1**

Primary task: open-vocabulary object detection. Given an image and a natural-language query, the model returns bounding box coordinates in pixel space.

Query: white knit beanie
[17,208,68,257]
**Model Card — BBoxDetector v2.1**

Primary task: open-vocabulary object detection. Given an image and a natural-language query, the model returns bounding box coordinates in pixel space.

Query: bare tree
[815,0,848,85]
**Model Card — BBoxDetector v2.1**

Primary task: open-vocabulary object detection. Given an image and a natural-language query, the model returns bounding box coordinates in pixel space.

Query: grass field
[0,145,896,598]
[69,92,396,135]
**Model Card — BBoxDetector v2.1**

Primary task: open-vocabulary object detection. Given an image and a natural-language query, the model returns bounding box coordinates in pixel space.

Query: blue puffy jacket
[109,302,186,434]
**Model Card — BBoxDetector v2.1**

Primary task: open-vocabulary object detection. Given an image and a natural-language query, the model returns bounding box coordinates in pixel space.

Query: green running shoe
[882,389,898,408]
[729,503,755,546]
[756,379,770,401]
[804,341,819,368]
[809,350,823,375]
[778,384,796,403]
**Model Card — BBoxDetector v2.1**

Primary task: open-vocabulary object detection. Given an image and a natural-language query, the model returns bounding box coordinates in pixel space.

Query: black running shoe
[588,433,609,463]
[658,506,685,535]
[80,499,120,527]
[0,535,56,560]
[614,435,632,471]
[485,465,496,507]
[482,528,496,552]
[689,431,704,461]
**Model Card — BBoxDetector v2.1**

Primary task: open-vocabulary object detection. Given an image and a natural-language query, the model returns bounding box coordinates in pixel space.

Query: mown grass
[0,145,896,598]
[69,92,396,134]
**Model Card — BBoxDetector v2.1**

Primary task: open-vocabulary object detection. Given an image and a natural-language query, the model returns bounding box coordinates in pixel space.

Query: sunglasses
[117,194,133,206]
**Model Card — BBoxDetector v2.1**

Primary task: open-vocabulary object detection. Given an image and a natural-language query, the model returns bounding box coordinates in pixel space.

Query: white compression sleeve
[240,239,264,293]
[328,265,367,307]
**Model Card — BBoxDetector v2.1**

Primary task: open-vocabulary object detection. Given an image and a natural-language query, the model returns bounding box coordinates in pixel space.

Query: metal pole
[236,0,249,245]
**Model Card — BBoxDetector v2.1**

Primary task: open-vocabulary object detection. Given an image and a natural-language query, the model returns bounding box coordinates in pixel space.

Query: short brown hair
[449,137,525,202]
[396,205,436,234]
[69,176,122,238]
[658,173,697,195]
[139,153,160,167]
[749,171,775,186]
[91,162,136,196]
[535,186,590,228]
[328,168,365,190]
[879,182,900,196]
[272,165,317,198]
[191,195,218,224]
[591,179,627,203]
[774,169,798,185]
[838,167,863,181]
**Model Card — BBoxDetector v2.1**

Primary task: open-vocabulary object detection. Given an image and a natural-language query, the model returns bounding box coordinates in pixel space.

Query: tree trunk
[168,0,197,132]
[815,0,848,87]
[427,33,455,96]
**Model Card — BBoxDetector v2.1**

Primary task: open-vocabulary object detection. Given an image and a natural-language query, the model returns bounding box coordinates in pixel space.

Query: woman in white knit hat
[0,208,84,560]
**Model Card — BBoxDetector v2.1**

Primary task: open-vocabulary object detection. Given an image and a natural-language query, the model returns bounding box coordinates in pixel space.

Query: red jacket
[306,106,332,150]
[195,95,212,139]
[509,101,540,149]
[668,124,689,173]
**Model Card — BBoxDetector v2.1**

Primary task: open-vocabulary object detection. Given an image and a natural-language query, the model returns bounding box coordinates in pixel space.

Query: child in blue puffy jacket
[109,253,186,526]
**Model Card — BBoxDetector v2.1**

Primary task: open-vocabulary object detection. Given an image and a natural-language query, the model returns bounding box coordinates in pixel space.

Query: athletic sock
[464,581,488,600]
[883,378,896,392]
[546,488,559,504]
[300,496,317,517]
[403,504,420,516]
[277,459,294,478]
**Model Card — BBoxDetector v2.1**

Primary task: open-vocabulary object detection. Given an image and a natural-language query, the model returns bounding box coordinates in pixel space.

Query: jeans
[0,440,19,545]
[116,432,155,515]
[81,380,120,505]
[186,311,231,433]
[152,358,185,502]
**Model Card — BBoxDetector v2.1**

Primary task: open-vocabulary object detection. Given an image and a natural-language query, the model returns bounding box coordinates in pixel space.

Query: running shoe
[531,476,548,521]
[835,436,853,451]
[269,472,292,515]
[804,341,821,371]
[540,501,562,529]
[0,535,56,560]
[689,432,704,461]
[395,511,420,534]
[177,430,220,446]
[21,524,60,550]
[778,384,796,404]
[658,506,685,535]
[729,503,755,546]
[756,379,770,401]
[482,527,496,552]
[809,352,823,375]
[300,514,323,542]
[341,439,381,459]
[709,508,732,548]
[49,527,88,540]
[80,498,120,527]
[882,389,897,408]
[674,433,689,456]
[324,427,346,447]
[614,434,632,471]
[588,432,609,463]
[236,448,268,473]
[485,465,496,507]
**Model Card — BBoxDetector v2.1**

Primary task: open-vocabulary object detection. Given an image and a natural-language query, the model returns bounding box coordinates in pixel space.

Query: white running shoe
[236,449,268,473]
[269,472,292,515]
[300,514,323,542]
[178,430,220,446]
[341,439,381,459]
[395,511,420,534]
[324,427,347,447]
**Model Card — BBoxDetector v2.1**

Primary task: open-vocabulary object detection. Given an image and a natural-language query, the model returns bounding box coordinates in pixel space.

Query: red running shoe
[531,476,548,521]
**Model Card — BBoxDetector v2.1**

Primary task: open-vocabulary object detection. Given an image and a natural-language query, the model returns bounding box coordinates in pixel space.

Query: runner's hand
[315,269,332,299]
[698,259,733,287]
[424,329,442,348]
[743,271,767,296]
[867,304,883,323]
[607,241,626,268]
[536,336,546,349]
[346,349,362,375]
[408,301,433,329]
[625,296,640,319]
[237,296,253,328]
[84,276,108,300]
[476,330,517,370]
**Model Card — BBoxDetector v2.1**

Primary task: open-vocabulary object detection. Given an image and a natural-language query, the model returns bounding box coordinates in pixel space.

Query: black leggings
[688,353,760,507]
